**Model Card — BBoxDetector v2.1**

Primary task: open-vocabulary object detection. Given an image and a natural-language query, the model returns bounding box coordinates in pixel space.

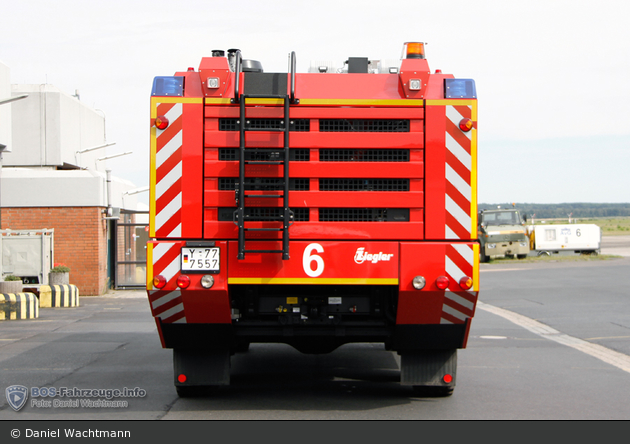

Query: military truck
[478,207,529,262]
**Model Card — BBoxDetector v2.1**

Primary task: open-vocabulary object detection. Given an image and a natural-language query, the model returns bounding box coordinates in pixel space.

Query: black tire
[176,385,220,398]
[480,249,489,263]
[234,342,250,353]
[517,254,527,259]
[412,386,454,397]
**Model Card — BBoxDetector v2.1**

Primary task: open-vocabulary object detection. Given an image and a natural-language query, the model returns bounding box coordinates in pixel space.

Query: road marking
[477,301,630,373]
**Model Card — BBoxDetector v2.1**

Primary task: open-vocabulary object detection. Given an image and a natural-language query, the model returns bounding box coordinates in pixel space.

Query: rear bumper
[148,240,479,351]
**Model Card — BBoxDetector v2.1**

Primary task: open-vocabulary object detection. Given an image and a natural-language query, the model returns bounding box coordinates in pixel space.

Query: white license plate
[181,247,220,273]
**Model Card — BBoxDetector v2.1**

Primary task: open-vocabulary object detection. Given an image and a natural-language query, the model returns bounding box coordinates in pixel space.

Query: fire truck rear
[147,42,479,397]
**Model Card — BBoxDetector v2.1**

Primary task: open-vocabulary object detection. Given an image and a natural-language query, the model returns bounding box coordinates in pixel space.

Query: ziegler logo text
[354,248,394,264]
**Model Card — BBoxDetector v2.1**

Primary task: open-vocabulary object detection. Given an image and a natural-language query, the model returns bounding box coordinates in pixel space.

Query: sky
[1,0,629,205]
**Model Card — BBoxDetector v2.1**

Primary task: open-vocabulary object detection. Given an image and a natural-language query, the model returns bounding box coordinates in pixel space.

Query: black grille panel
[319,149,409,162]
[319,119,409,132]
[319,179,409,192]
[219,178,309,191]
[218,207,309,222]
[219,118,310,132]
[219,148,309,161]
[319,208,409,222]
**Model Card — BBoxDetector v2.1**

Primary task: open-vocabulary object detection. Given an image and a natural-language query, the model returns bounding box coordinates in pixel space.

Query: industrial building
[0,61,146,295]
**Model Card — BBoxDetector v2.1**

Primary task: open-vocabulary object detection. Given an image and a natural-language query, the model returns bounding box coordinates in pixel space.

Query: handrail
[231,49,242,103]
[290,51,298,104]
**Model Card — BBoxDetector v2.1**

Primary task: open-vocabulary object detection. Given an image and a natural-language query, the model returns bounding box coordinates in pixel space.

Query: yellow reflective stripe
[150,97,203,105]
[205,98,233,105]
[299,99,424,107]
[473,243,480,292]
[146,243,154,291]
[425,99,476,106]
[149,125,156,238]
[228,278,399,285]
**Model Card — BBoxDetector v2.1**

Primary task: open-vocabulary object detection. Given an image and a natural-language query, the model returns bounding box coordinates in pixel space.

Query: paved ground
[601,235,630,257]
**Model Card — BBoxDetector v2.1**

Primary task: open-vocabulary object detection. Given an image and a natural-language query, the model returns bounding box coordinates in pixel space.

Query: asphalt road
[1,245,629,420]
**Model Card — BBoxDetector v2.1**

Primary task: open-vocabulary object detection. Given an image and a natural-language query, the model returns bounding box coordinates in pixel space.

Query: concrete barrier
[38,285,80,308]
[0,293,39,320]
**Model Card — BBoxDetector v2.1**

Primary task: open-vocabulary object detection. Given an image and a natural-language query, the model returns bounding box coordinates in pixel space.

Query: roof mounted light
[403,42,426,59]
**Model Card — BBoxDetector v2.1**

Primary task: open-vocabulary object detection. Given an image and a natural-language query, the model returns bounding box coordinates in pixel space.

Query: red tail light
[177,374,187,383]
[176,275,191,289]
[153,275,167,289]
[443,374,453,384]
[436,276,450,290]
[459,276,473,290]
[155,115,169,130]
[459,118,473,132]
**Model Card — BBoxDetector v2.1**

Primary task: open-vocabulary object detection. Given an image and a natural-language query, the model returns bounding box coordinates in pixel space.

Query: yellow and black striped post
[38,285,80,308]
[0,293,39,320]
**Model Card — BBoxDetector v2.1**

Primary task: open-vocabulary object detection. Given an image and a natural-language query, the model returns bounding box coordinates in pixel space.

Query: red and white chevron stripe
[445,104,473,240]
[149,241,186,323]
[155,102,183,238]
[441,243,477,324]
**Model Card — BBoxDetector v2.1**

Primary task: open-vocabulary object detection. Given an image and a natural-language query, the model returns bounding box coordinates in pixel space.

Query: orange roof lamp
[403,42,426,59]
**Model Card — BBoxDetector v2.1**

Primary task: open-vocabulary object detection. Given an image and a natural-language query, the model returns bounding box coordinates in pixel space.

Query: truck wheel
[234,342,250,353]
[480,250,489,263]
[412,386,454,397]
[517,254,527,259]
[176,385,220,398]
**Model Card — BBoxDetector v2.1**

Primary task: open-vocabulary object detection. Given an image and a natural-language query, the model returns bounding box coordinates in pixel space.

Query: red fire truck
[148,42,478,397]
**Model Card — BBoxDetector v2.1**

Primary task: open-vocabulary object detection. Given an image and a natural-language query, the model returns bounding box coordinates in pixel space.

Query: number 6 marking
[303,243,325,277]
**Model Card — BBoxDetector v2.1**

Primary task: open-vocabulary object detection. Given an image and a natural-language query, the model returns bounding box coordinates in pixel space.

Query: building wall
[2,207,108,295]
[0,62,11,152]
[4,84,106,169]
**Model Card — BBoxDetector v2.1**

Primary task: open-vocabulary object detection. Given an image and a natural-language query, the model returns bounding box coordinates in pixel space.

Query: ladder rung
[245,228,283,232]
[243,249,285,254]
[244,194,284,198]
[244,161,284,165]
[244,127,286,132]
[243,94,287,99]
[243,216,285,221]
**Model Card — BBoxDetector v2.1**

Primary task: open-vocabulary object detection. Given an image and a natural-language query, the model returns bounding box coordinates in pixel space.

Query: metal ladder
[232,51,298,260]
[234,94,292,260]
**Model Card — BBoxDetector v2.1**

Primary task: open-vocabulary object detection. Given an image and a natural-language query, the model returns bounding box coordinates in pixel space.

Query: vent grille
[319,179,409,192]
[219,178,309,191]
[319,119,409,132]
[219,207,309,222]
[319,208,409,222]
[319,149,409,162]
[219,118,310,132]
[219,148,310,161]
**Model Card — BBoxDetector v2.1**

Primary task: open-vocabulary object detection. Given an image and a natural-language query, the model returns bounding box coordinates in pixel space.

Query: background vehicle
[529,224,601,256]
[147,42,478,397]
[478,207,529,261]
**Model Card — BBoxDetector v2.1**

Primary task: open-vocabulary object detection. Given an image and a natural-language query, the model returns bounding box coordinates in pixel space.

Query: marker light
[459,276,473,290]
[403,42,426,59]
[206,77,220,88]
[459,118,473,132]
[443,374,453,384]
[412,276,426,290]
[436,276,450,290]
[155,115,169,130]
[176,275,191,289]
[201,275,215,289]
[177,374,187,383]
[153,275,167,289]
